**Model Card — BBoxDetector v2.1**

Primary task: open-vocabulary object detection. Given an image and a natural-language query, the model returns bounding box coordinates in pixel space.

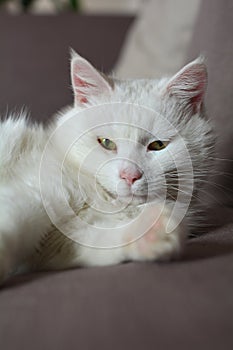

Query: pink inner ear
[73,75,96,104]
[190,81,205,108]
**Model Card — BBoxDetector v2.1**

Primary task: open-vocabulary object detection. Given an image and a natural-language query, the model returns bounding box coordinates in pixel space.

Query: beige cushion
[115,0,201,78]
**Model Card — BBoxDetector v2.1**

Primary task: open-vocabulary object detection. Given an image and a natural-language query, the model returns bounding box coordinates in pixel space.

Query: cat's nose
[120,169,143,186]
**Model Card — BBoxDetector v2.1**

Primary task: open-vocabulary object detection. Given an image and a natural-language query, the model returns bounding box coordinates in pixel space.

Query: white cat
[0,51,213,283]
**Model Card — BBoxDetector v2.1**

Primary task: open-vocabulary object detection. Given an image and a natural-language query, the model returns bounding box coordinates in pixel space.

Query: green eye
[98,137,117,151]
[148,140,167,151]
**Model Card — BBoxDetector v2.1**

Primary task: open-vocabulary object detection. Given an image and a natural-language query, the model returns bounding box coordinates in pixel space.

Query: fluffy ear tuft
[70,50,113,106]
[165,57,207,113]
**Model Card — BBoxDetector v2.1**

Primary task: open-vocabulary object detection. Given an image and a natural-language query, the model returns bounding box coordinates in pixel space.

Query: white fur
[0,53,213,283]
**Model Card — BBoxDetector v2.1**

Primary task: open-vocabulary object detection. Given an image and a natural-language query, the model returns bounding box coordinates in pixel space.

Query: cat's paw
[124,204,186,262]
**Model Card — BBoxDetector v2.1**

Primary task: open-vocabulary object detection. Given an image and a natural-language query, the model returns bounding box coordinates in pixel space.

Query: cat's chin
[100,185,154,206]
[99,184,149,205]
[117,194,148,205]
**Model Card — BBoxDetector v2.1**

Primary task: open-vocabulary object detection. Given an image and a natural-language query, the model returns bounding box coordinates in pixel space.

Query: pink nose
[120,169,143,186]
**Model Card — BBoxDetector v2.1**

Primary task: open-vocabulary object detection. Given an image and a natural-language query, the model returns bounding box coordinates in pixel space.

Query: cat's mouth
[97,180,149,205]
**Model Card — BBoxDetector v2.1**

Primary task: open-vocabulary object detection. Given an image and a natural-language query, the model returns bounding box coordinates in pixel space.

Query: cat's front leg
[69,203,186,268]
[27,203,186,272]
[123,203,186,262]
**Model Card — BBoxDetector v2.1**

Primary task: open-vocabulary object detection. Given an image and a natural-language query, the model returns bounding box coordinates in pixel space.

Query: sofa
[0,1,232,349]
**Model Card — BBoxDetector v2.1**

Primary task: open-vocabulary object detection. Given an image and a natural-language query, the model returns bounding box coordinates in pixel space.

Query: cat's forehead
[112,78,165,107]
[94,106,176,141]
[98,79,178,139]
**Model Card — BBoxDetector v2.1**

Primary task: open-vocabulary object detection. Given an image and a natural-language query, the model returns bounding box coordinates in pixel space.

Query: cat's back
[0,114,49,181]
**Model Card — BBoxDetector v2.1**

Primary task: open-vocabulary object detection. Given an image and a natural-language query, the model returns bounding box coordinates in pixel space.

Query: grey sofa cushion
[1,232,233,350]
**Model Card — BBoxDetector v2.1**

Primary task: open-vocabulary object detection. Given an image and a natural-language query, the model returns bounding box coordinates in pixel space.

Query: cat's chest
[75,199,141,228]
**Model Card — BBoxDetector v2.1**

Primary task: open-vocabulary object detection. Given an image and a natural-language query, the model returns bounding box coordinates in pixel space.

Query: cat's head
[64,51,213,206]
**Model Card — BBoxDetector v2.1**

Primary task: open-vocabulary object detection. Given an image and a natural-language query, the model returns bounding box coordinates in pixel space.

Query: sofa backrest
[186,0,233,217]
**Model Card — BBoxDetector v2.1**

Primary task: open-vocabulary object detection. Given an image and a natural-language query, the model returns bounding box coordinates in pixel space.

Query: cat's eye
[98,137,117,151]
[147,140,168,151]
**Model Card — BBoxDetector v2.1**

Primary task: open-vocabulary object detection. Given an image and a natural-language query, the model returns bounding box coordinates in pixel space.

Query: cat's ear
[70,50,113,106]
[164,57,207,113]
